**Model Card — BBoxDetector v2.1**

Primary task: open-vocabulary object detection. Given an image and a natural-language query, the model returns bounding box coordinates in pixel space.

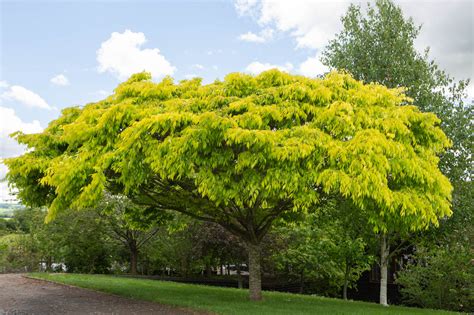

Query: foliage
[6,70,452,235]
[29,273,457,315]
[6,70,452,299]
[322,0,471,305]
[273,200,374,297]
[396,243,474,312]
[322,0,471,229]
[0,233,33,272]
[143,218,246,277]
[0,207,118,273]
[98,193,166,274]
[57,208,117,273]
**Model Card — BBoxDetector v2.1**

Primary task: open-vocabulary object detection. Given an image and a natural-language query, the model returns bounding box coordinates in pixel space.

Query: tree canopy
[5,70,452,300]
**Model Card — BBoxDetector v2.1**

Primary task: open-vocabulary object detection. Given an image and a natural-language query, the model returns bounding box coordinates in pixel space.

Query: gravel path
[0,274,205,314]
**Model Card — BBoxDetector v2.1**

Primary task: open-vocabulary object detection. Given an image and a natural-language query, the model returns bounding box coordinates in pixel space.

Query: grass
[29,273,456,315]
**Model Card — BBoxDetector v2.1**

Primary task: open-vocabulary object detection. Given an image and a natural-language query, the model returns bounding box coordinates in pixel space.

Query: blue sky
[0,0,472,202]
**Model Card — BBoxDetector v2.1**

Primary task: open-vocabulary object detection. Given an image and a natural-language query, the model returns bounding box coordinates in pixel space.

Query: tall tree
[6,70,452,300]
[322,0,472,305]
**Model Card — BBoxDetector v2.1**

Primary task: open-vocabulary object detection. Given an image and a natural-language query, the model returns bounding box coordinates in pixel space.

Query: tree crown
[6,70,452,234]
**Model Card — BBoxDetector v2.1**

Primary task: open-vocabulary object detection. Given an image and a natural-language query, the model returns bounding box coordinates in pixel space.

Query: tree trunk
[237,264,243,289]
[248,243,262,301]
[379,233,389,306]
[299,269,305,294]
[46,256,53,272]
[129,244,138,275]
[205,263,212,277]
[343,263,349,300]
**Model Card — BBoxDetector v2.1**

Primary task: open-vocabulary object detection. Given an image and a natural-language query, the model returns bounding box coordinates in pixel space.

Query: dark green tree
[322,0,472,305]
[99,193,165,274]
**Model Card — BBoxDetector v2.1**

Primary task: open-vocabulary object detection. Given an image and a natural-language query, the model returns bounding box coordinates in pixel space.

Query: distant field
[29,273,457,315]
[0,203,22,218]
[0,208,14,218]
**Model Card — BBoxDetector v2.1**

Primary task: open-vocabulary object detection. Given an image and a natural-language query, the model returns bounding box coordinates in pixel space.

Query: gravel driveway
[0,274,205,314]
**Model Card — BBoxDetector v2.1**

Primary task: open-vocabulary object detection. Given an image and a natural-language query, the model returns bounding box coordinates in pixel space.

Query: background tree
[6,70,452,301]
[322,0,472,305]
[99,193,165,274]
[273,199,373,299]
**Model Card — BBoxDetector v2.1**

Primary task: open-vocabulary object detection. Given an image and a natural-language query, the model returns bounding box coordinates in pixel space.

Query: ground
[0,274,204,314]
[27,273,456,315]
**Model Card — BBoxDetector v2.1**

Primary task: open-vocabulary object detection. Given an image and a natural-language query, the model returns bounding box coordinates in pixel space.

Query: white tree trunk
[379,233,389,306]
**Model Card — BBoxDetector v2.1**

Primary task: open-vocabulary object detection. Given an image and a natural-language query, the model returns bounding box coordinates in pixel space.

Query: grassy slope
[29,273,455,315]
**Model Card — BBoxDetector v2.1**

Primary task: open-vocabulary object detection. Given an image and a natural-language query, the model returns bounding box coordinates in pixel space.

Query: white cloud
[239,32,265,43]
[238,28,274,43]
[254,0,351,50]
[245,61,293,75]
[1,85,52,110]
[192,64,205,70]
[50,74,70,86]
[0,164,12,203]
[235,0,473,84]
[207,49,223,56]
[466,83,474,102]
[299,54,329,77]
[0,106,43,202]
[183,74,199,80]
[0,81,9,88]
[97,29,176,80]
[234,0,259,15]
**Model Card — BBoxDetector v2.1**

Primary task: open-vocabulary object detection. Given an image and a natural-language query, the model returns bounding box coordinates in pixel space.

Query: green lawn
[29,273,456,315]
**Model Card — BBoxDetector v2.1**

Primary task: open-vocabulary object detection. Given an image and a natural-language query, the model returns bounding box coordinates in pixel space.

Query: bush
[396,244,473,312]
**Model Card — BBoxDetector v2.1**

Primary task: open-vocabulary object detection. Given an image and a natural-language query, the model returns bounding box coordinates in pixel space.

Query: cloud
[183,74,198,80]
[0,106,43,202]
[238,28,274,43]
[192,64,205,70]
[1,85,52,110]
[206,49,223,56]
[0,164,12,203]
[50,74,70,86]
[97,29,176,80]
[235,0,473,84]
[234,0,259,15]
[0,107,43,155]
[0,81,9,88]
[299,54,329,77]
[245,61,293,75]
[399,1,473,82]
[247,0,350,50]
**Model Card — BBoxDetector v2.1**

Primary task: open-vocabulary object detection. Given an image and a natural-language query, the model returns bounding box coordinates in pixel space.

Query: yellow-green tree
[5,70,452,300]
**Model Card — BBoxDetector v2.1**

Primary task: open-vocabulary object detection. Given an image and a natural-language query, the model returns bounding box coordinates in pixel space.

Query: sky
[0,0,473,202]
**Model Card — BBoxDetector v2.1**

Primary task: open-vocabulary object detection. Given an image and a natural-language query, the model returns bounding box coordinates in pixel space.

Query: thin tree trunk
[343,263,349,300]
[299,269,304,294]
[248,243,262,301]
[379,233,389,306]
[237,264,243,289]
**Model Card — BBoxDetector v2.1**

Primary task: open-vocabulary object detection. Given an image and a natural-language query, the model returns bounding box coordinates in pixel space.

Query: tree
[273,200,373,298]
[98,193,164,274]
[6,70,452,300]
[322,0,472,305]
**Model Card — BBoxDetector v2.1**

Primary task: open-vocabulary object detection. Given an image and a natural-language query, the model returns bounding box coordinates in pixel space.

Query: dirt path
[0,274,205,314]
